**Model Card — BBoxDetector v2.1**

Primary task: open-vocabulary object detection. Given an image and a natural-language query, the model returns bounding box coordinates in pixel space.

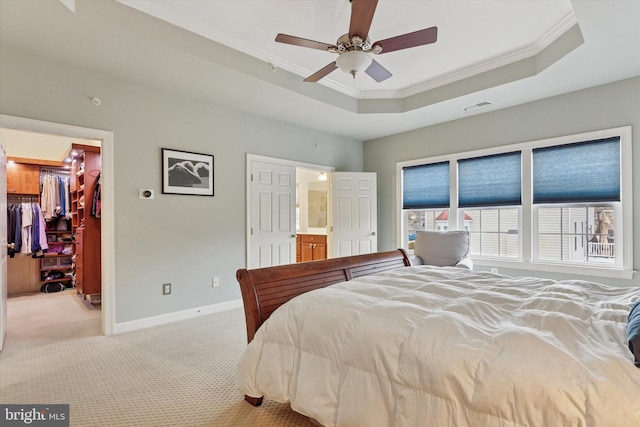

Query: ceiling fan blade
[304,62,338,82]
[349,0,378,39]
[365,59,392,82]
[373,26,438,54]
[275,34,337,52]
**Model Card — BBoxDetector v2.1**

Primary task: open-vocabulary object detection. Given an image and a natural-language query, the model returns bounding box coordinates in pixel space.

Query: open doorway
[245,154,333,269]
[2,128,102,347]
[245,154,378,270]
[0,114,115,353]
[296,167,330,262]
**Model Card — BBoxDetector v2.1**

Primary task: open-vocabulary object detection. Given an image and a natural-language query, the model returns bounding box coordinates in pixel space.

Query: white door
[0,140,7,351]
[249,160,296,268]
[331,172,377,257]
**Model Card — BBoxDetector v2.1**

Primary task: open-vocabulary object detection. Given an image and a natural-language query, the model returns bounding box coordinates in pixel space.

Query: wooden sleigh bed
[235,249,411,406]
[235,249,639,427]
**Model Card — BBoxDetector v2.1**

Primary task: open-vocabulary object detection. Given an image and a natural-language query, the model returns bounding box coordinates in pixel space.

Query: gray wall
[365,76,640,287]
[0,47,363,323]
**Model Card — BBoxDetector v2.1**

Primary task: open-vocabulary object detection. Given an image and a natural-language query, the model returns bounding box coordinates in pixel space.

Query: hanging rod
[8,194,39,203]
[40,167,70,175]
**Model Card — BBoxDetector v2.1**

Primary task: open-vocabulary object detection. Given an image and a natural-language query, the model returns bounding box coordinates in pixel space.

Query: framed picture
[162,148,214,196]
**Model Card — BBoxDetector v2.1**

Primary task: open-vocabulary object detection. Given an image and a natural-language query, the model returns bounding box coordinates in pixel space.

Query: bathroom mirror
[308,190,327,227]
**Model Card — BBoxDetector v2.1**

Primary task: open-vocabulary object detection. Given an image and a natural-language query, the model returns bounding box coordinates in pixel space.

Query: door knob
[371,232,376,236]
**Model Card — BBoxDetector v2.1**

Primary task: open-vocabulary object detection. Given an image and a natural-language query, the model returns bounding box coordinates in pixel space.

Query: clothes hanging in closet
[90,172,101,218]
[40,174,71,220]
[6,202,49,258]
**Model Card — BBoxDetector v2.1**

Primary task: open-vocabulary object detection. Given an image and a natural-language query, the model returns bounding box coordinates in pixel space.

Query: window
[458,152,521,208]
[402,161,449,209]
[536,206,616,265]
[402,162,450,250]
[532,138,620,204]
[532,136,622,267]
[458,152,521,258]
[465,207,520,258]
[397,126,633,279]
[404,209,448,250]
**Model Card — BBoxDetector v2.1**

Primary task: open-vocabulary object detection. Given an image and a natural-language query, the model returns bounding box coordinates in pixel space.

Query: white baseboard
[114,299,243,334]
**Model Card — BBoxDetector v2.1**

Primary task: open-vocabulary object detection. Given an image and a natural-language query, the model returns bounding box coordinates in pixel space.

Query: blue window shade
[533,137,620,204]
[402,161,450,209]
[458,151,522,208]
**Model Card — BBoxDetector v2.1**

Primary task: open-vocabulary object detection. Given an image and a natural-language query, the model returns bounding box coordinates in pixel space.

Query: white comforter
[237,266,640,427]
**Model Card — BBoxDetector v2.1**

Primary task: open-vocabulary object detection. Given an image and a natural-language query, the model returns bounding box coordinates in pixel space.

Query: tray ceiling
[1,0,639,140]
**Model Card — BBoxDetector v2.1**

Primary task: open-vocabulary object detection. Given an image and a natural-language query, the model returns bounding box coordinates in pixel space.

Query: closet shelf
[40,277,73,285]
[71,147,101,301]
[40,266,73,272]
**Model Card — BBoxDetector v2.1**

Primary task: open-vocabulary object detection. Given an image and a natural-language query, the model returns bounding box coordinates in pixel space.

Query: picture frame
[162,148,214,196]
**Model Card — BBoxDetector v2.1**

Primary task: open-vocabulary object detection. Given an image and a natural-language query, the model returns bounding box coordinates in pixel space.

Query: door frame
[245,153,333,268]
[0,114,115,336]
[0,138,6,350]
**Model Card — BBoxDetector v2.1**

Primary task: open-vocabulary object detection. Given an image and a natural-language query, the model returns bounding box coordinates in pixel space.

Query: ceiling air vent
[463,101,491,112]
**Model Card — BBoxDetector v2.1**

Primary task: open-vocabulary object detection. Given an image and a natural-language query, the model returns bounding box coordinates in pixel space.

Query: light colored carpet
[0,290,315,426]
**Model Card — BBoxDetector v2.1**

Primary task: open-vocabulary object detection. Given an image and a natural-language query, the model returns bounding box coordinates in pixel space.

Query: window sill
[473,258,635,280]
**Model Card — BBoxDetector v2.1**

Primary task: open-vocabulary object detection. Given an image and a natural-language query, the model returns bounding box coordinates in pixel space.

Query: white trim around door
[0,114,116,336]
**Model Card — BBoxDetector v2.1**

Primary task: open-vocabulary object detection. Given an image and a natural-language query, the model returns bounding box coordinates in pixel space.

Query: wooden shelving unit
[40,226,73,287]
[71,145,102,303]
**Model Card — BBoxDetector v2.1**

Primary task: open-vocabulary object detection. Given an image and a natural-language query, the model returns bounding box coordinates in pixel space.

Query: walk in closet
[6,142,102,303]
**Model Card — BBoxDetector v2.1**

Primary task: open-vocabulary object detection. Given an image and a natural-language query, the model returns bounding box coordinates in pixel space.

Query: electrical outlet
[490,268,499,274]
[212,276,220,288]
[163,283,171,295]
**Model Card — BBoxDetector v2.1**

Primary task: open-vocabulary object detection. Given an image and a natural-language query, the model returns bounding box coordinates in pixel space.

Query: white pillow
[414,230,470,267]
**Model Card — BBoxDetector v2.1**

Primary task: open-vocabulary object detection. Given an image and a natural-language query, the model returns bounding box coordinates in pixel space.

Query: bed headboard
[236,249,411,343]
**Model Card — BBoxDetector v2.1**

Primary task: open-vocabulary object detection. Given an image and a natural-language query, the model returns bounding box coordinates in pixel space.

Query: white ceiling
[1,0,639,141]
[0,128,99,162]
[116,0,577,97]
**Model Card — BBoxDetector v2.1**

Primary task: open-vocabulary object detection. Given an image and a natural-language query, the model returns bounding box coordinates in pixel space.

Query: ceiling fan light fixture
[275,1,438,83]
[336,50,372,79]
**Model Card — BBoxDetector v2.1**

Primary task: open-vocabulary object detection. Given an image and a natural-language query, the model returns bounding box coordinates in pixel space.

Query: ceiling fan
[275,0,438,83]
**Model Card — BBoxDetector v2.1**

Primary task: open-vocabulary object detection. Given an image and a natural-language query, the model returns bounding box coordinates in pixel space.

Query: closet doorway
[0,115,115,353]
[3,129,102,347]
